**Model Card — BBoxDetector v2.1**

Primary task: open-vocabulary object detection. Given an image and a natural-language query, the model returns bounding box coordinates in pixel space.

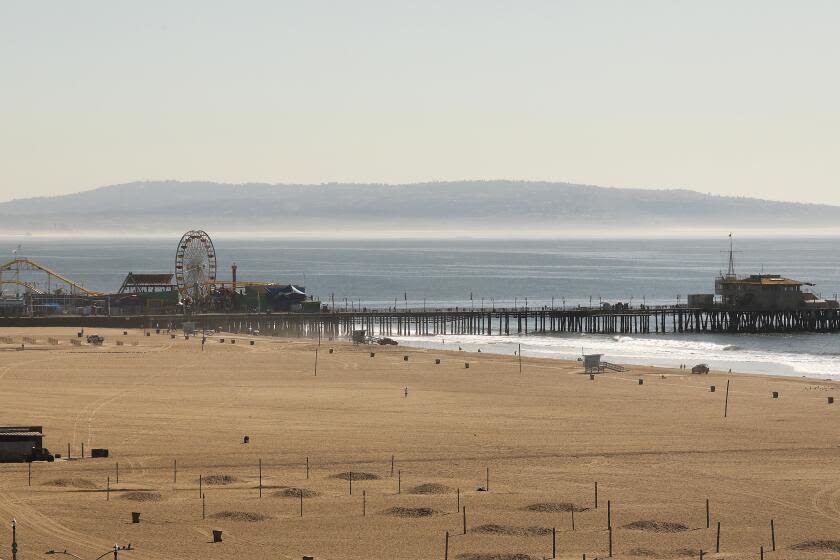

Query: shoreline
[392,331,840,382]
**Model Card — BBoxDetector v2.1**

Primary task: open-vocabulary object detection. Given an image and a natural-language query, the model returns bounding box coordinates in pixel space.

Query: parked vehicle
[27,447,55,462]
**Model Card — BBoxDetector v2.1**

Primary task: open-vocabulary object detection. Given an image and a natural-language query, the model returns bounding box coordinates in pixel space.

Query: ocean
[2,235,839,378]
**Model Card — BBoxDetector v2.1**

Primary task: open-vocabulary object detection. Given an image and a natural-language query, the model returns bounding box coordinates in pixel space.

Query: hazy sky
[1,1,838,204]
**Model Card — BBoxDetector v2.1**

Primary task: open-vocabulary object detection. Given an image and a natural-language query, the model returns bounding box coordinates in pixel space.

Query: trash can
[131,512,141,524]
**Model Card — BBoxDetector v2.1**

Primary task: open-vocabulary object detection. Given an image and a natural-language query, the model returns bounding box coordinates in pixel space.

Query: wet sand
[1,327,839,560]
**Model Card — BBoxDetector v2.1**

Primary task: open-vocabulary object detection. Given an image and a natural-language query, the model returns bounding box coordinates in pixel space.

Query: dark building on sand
[0,426,52,462]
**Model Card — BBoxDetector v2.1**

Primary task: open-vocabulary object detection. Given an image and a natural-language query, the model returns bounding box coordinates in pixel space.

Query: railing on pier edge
[0,306,840,337]
[3,307,838,336]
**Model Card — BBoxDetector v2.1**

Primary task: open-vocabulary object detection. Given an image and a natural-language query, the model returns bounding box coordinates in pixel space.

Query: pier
[3,307,840,336]
[219,307,840,337]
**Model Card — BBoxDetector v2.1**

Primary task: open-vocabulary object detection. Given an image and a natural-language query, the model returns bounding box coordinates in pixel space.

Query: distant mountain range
[0,180,837,236]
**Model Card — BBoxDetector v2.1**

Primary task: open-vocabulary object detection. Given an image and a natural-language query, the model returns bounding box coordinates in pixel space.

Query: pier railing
[2,307,839,336]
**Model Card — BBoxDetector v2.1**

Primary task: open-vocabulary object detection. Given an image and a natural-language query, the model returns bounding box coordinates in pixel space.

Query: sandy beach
[1,327,839,560]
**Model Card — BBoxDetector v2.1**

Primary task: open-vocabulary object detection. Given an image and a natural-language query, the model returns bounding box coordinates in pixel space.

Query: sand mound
[793,540,840,552]
[44,478,97,489]
[273,487,318,498]
[204,475,238,485]
[383,506,439,518]
[524,502,587,513]
[411,483,452,494]
[626,549,698,559]
[209,511,270,522]
[471,524,552,536]
[624,520,689,533]
[333,471,380,480]
[628,550,659,558]
[456,555,534,560]
[120,491,162,502]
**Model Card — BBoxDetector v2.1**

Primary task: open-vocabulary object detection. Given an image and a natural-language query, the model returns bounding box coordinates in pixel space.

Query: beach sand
[0,327,839,559]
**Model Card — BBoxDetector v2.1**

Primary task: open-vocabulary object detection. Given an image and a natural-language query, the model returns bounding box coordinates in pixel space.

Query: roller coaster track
[0,258,102,296]
[0,279,44,294]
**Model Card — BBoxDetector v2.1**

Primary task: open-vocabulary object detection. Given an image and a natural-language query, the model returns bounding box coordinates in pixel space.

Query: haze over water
[2,235,839,378]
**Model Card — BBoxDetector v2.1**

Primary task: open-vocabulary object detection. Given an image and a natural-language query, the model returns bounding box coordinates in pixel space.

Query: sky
[1,1,838,204]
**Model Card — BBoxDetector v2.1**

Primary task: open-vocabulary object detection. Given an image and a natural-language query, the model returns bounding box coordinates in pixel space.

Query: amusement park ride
[174,229,218,307]
[0,230,313,316]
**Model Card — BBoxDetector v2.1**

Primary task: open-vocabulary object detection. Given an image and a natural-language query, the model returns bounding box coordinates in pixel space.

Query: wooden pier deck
[171,306,840,337]
[3,307,840,336]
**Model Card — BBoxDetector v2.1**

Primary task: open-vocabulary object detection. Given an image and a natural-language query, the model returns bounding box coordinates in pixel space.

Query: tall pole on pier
[727,232,736,278]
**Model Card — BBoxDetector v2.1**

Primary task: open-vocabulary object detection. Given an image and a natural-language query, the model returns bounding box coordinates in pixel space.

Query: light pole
[45,544,133,560]
[12,518,17,560]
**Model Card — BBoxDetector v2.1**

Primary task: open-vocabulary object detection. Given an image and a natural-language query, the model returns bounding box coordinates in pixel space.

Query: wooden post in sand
[314,348,318,376]
[486,467,489,491]
[81,442,84,458]
[608,526,612,557]
[391,455,395,477]
[363,490,366,516]
[770,519,776,551]
[67,442,70,460]
[462,505,467,534]
[724,380,731,418]
[444,530,450,560]
[299,489,304,517]
[306,457,310,479]
[607,500,611,529]
[116,462,119,484]
[706,498,710,529]
[107,476,110,501]
[349,471,353,495]
[518,343,522,374]
[571,507,575,530]
[398,470,401,494]
[259,458,262,498]
[28,462,31,486]
[760,546,764,560]
[457,488,460,512]
[199,475,202,497]
[552,527,556,558]
[716,521,721,553]
[174,459,177,483]
[595,481,598,509]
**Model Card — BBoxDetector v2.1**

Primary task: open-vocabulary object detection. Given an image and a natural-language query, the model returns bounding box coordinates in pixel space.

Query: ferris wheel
[174,230,217,302]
